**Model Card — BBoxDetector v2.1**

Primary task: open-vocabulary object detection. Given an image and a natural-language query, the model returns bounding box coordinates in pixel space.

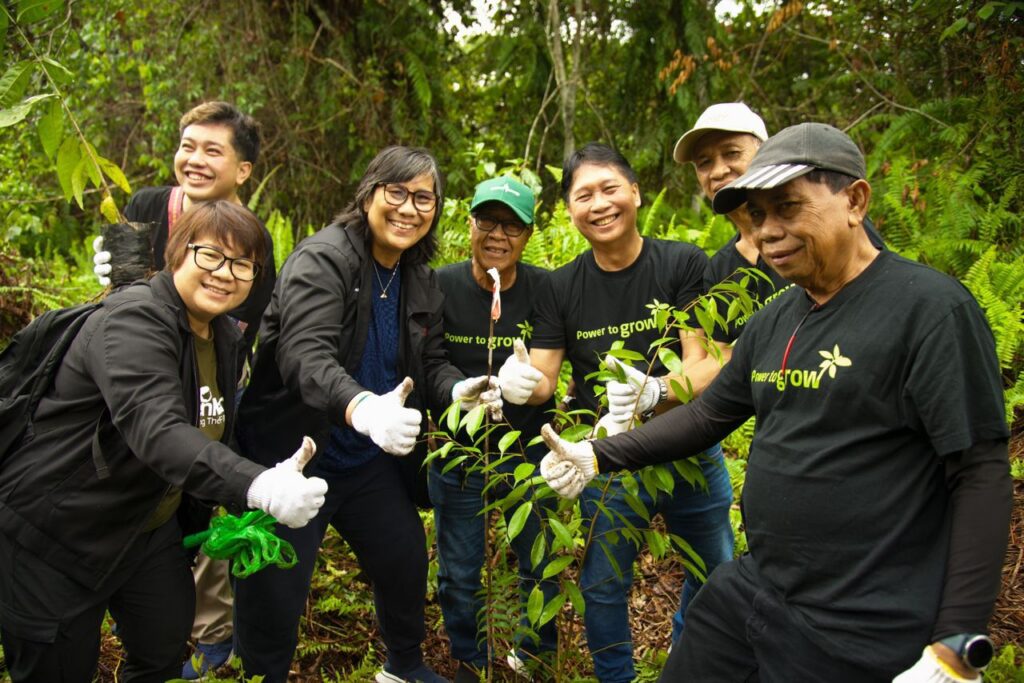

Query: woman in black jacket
[234,147,498,683]
[0,201,327,683]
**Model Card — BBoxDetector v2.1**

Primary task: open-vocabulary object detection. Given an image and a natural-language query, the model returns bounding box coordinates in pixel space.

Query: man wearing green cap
[431,176,558,681]
[537,123,1010,682]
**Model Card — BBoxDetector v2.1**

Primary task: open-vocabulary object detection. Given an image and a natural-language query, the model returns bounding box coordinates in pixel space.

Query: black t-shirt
[532,238,708,414]
[695,250,1007,666]
[705,217,886,343]
[124,186,276,343]
[438,260,555,462]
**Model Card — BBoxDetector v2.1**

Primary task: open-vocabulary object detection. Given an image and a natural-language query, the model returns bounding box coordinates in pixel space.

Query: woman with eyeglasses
[233,146,498,683]
[0,201,327,682]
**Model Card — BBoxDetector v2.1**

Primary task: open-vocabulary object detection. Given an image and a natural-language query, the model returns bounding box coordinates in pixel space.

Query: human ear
[235,160,253,187]
[846,179,871,226]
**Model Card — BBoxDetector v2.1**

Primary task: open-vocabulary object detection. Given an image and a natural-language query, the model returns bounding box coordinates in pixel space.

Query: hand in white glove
[892,646,981,683]
[351,377,422,456]
[603,355,661,422]
[538,423,598,499]
[246,436,329,528]
[593,412,630,438]
[93,235,112,287]
[498,338,543,405]
[452,375,503,420]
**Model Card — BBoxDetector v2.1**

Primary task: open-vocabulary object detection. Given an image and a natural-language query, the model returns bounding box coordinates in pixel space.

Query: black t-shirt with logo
[438,260,555,462]
[704,217,886,343]
[532,238,708,414]
[698,250,1007,667]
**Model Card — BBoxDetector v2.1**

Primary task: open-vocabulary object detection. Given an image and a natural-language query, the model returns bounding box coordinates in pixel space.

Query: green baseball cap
[470,176,535,225]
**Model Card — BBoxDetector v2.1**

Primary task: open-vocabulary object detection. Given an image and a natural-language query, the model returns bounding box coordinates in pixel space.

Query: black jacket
[0,272,265,590]
[238,222,463,470]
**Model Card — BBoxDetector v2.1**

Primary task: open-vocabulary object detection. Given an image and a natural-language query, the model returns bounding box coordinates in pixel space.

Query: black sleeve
[673,245,709,310]
[421,269,465,412]
[932,438,1013,639]
[529,268,566,350]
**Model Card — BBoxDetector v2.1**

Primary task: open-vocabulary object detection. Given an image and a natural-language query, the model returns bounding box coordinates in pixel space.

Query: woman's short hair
[561,142,639,202]
[334,146,445,265]
[165,201,269,277]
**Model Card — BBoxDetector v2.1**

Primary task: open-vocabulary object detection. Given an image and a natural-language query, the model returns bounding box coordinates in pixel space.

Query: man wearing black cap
[536,123,1011,681]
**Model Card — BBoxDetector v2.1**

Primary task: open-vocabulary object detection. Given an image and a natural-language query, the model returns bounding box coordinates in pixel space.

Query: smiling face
[470,201,532,285]
[566,162,641,248]
[173,234,254,339]
[691,131,762,200]
[173,123,252,204]
[363,172,436,267]
[746,176,871,301]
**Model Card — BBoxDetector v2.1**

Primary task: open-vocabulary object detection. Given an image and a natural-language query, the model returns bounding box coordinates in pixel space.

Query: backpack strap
[168,186,185,233]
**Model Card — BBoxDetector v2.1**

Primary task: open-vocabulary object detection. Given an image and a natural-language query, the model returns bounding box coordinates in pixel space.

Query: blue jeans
[428,463,559,668]
[579,444,734,683]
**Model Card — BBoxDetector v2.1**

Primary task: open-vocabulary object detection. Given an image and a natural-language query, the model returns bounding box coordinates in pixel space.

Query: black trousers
[660,554,896,683]
[233,454,429,683]
[0,520,194,683]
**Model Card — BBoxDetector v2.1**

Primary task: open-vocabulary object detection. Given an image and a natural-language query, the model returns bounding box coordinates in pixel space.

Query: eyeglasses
[380,183,437,212]
[473,215,529,237]
[187,244,260,281]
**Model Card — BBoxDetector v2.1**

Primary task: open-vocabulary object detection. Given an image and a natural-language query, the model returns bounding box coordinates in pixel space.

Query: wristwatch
[936,633,995,671]
[656,377,668,404]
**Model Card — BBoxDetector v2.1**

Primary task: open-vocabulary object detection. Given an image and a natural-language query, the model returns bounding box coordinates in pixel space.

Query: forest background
[0,0,1022,681]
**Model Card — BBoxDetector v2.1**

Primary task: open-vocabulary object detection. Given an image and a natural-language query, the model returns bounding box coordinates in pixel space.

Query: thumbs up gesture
[538,424,599,499]
[350,378,423,456]
[246,436,329,528]
[603,355,661,423]
[498,338,543,405]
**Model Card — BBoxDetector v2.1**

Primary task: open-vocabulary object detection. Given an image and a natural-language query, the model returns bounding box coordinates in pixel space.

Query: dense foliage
[1,0,1022,680]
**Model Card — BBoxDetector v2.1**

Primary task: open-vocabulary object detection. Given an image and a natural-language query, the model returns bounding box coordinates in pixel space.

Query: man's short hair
[179,101,261,165]
[561,142,638,201]
[804,169,857,194]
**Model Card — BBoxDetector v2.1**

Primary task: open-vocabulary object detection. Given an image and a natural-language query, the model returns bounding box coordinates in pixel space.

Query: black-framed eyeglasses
[380,183,437,212]
[473,215,529,237]
[187,244,260,281]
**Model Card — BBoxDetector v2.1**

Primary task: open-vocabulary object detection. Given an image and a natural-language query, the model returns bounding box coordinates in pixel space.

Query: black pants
[660,555,893,683]
[0,520,194,683]
[234,454,428,683]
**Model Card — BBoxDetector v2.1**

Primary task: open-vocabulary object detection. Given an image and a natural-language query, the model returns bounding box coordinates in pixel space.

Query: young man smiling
[432,176,558,681]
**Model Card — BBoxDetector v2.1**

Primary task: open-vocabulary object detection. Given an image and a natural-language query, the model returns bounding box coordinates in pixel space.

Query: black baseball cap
[712,122,866,214]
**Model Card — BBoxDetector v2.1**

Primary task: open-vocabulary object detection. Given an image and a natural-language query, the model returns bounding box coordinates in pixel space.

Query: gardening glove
[92,235,112,286]
[498,338,543,405]
[892,646,980,682]
[603,355,661,422]
[593,412,630,438]
[539,423,598,499]
[246,436,328,529]
[452,375,503,420]
[350,377,422,456]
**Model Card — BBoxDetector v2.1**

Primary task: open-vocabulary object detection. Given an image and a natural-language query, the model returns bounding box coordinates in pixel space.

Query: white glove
[246,436,328,528]
[452,375,503,420]
[92,235,112,286]
[538,423,598,499]
[892,646,981,683]
[603,355,661,422]
[593,412,630,438]
[498,338,543,405]
[351,377,422,456]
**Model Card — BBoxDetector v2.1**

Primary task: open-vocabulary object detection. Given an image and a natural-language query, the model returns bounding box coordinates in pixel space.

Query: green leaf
[460,404,486,438]
[623,491,651,522]
[506,501,532,542]
[71,155,87,207]
[444,402,461,435]
[657,347,683,374]
[564,580,585,615]
[55,134,79,200]
[16,0,63,24]
[940,16,968,41]
[37,96,62,158]
[513,462,535,483]
[39,56,73,86]
[605,348,645,362]
[498,429,521,454]
[540,554,574,580]
[546,516,573,551]
[538,592,567,625]
[80,142,102,187]
[526,585,543,626]
[97,155,132,194]
[441,454,470,474]
[978,2,996,20]
[545,164,562,182]
[0,61,33,108]
[530,529,547,570]
[99,195,119,223]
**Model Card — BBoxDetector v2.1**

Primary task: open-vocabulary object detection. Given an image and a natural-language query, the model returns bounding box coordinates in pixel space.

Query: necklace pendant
[380,292,388,299]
